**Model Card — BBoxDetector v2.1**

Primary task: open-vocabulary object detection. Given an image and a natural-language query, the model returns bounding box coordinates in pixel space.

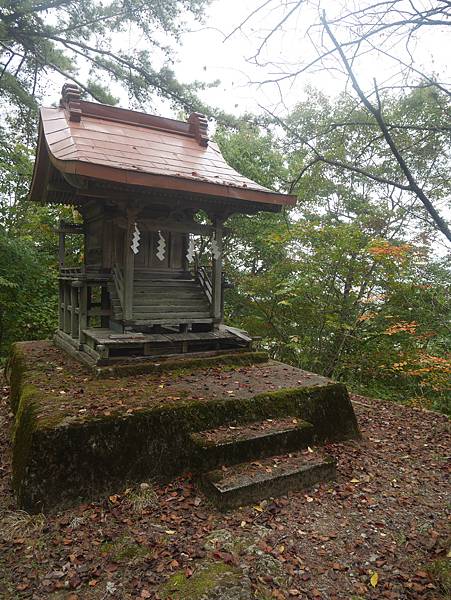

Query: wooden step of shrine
[112,295,210,310]
[113,300,210,314]
[112,311,212,322]
[108,274,211,327]
[131,279,200,287]
[190,417,314,471]
[113,312,213,323]
[130,287,202,295]
[133,270,192,280]
[131,317,214,326]
[199,450,336,510]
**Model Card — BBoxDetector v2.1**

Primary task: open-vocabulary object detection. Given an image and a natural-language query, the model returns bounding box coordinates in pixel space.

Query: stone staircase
[109,270,213,328]
[192,416,337,509]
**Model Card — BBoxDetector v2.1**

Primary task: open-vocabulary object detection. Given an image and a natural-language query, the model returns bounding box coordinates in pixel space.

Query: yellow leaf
[253,505,264,512]
[370,572,379,587]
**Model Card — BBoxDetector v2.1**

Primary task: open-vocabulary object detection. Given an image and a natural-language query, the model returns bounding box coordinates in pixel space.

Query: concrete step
[191,417,314,470]
[199,450,336,510]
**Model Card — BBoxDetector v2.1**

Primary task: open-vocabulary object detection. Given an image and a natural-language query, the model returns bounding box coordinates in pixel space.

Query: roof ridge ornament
[60,83,82,123]
[188,112,209,147]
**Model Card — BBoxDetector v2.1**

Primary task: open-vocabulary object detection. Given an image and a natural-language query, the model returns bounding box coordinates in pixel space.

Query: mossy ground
[159,561,245,599]
[100,536,150,562]
[427,557,451,596]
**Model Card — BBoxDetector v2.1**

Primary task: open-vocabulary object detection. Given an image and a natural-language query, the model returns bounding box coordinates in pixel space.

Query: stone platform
[7,341,360,512]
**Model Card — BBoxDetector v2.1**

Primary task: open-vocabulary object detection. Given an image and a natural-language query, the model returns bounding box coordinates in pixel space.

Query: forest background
[0,0,449,414]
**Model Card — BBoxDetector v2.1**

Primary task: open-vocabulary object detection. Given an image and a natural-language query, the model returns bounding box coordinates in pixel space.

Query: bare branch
[321,11,451,242]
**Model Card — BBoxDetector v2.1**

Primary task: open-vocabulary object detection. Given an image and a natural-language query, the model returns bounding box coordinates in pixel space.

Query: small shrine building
[29,84,296,364]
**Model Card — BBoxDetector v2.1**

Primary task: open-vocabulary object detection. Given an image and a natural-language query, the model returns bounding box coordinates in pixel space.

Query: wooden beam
[57,220,84,234]
[46,183,282,214]
[110,216,230,237]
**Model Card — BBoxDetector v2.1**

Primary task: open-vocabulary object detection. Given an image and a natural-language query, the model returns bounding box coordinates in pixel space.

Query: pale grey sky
[42,0,449,119]
[174,0,449,117]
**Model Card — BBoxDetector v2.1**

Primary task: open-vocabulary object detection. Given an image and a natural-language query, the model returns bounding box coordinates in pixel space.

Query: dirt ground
[0,372,450,599]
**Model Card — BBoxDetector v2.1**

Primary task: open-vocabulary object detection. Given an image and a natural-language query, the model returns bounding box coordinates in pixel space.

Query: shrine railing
[196,265,213,304]
[59,266,84,280]
[112,264,124,311]
[58,266,112,282]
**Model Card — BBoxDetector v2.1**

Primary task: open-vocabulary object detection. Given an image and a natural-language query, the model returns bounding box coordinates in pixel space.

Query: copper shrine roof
[30,84,296,209]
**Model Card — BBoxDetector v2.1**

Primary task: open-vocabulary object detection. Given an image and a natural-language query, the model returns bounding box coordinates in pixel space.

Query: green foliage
[0,231,57,356]
[218,96,450,414]
[0,0,211,119]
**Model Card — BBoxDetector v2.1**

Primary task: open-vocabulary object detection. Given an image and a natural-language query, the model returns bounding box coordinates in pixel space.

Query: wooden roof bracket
[188,112,209,147]
[60,83,82,123]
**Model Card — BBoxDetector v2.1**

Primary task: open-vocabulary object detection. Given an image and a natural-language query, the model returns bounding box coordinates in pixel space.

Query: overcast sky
[171,0,449,117]
[40,0,449,120]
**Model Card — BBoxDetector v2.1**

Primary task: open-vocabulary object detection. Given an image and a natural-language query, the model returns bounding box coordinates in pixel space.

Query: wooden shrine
[29,84,296,365]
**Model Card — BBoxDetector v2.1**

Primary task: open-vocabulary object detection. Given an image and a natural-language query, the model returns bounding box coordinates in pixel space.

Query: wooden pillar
[123,214,135,322]
[58,280,64,330]
[64,283,71,334]
[70,284,78,338]
[100,285,109,328]
[58,224,66,269]
[212,219,223,328]
[79,282,88,343]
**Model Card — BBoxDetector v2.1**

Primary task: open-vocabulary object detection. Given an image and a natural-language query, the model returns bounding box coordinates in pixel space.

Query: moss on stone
[427,557,450,596]
[159,561,244,599]
[13,381,358,512]
[7,343,27,414]
[11,343,359,512]
[96,351,269,379]
[100,537,150,562]
[11,383,40,501]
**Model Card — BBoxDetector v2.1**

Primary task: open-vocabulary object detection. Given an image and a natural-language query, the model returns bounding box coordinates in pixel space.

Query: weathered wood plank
[123,215,135,321]
[78,283,88,343]
[70,286,78,338]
